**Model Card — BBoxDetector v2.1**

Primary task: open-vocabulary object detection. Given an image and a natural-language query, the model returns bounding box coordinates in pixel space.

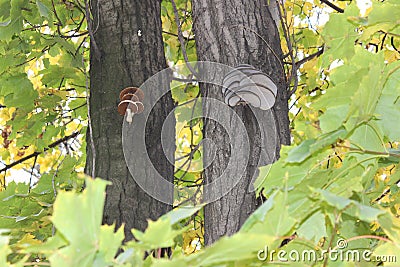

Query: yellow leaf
[183,229,202,254]
[15,233,42,248]
[303,2,313,13]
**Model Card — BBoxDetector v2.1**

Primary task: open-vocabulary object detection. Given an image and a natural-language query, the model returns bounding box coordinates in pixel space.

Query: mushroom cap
[121,93,140,102]
[118,101,129,115]
[134,102,144,114]
[222,65,254,94]
[118,100,144,115]
[240,73,277,96]
[221,64,278,110]
[119,87,145,102]
[238,73,277,110]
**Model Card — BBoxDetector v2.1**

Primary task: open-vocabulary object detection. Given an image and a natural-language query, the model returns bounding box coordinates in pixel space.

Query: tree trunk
[192,0,290,245]
[87,0,175,239]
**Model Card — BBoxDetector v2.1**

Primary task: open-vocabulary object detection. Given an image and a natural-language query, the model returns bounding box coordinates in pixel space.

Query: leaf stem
[336,145,400,159]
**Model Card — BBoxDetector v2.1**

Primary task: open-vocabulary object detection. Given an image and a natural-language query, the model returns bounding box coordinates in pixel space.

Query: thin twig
[51,155,66,198]
[50,0,88,39]
[175,139,203,166]
[323,211,342,267]
[170,0,198,77]
[51,153,64,236]
[162,30,194,41]
[294,47,324,68]
[0,132,80,173]
[320,0,344,13]
[28,155,38,193]
[336,145,400,158]
[289,47,325,96]
[84,0,101,59]
[82,43,96,179]
[276,0,298,95]
[373,177,400,203]
[172,76,198,83]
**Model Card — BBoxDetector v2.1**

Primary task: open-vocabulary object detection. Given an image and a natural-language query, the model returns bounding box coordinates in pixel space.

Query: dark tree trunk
[192,0,290,244]
[87,0,175,239]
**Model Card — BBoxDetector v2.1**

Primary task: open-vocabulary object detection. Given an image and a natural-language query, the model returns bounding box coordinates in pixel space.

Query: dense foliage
[0,0,399,266]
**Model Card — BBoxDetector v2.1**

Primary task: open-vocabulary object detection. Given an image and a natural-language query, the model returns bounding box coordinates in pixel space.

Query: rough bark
[87,0,175,239]
[192,0,291,244]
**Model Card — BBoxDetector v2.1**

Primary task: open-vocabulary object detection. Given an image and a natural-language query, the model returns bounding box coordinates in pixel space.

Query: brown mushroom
[117,100,129,115]
[121,93,140,102]
[119,87,144,102]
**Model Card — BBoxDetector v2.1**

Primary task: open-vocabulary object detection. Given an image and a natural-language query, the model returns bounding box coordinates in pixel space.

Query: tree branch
[295,47,324,68]
[289,47,325,96]
[162,30,194,41]
[320,0,344,13]
[0,131,80,173]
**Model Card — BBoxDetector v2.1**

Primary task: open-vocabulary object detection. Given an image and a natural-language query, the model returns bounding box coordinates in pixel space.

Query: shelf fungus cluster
[118,87,145,123]
[222,64,278,110]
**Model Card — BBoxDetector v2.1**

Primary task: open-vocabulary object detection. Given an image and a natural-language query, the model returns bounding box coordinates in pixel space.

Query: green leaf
[287,139,315,163]
[241,191,278,232]
[338,218,370,248]
[310,128,347,152]
[0,74,38,110]
[327,164,366,197]
[313,64,366,132]
[375,63,400,141]
[167,233,273,267]
[297,211,327,242]
[322,4,360,66]
[132,217,186,250]
[344,49,386,129]
[243,191,297,239]
[287,128,347,163]
[94,224,125,266]
[0,17,22,41]
[129,206,200,251]
[377,213,400,244]
[367,1,400,28]
[255,146,329,196]
[48,177,112,267]
[348,122,385,164]
[163,206,202,225]
[373,242,400,267]
[36,0,50,18]
[0,230,11,266]
[24,232,67,254]
[319,105,350,133]
[298,29,320,49]
[315,189,385,221]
